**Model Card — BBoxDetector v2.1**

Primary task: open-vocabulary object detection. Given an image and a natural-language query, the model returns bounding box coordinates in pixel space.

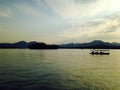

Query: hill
[59,40,120,49]
[0,40,120,49]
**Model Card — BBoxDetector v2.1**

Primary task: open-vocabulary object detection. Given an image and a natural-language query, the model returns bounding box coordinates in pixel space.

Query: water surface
[0,49,120,90]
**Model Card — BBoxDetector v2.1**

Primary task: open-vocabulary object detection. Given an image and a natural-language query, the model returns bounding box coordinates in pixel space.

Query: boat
[90,49,110,55]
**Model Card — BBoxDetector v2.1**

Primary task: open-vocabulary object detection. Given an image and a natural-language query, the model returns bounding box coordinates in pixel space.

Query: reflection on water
[0,49,120,90]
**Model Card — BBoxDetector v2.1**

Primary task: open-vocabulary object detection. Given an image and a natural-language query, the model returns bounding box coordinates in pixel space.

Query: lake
[0,49,120,90]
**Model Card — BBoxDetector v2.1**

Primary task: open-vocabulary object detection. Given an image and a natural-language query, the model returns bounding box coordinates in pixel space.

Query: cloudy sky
[0,0,120,44]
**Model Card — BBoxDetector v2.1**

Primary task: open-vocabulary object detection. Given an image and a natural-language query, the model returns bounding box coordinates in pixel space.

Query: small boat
[90,49,110,55]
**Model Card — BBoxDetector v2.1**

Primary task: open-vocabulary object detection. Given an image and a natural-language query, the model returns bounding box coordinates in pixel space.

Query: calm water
[0,49,120,90]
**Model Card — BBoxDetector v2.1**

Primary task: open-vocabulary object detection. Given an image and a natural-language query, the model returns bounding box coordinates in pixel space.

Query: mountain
[58,43,81,48]
[0,41,28,48]
[0,40,120,49]
[0,41,58,49]
[29,42,58,49]
[28,41,38,45]
[13,41,28,48]
[0,43,15,48]
[59,40,120,49]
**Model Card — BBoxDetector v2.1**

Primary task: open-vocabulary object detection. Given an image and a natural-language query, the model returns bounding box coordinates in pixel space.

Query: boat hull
[90,53,110,55]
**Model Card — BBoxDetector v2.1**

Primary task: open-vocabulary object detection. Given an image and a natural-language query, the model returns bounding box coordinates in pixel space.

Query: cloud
[45,0,120,21]
[58,13,120,42]
[15,4,41,17]
[35,0,53,14]
[0,7,12,18]
[1,0,120,43]
[75,0,97,4]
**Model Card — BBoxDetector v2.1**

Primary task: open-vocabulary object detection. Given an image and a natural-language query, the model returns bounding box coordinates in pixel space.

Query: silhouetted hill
[0,41,28,48]
[0,40,120,49]
[13,41,28,48]
[0,43,15,48]
[29,42,58,49]
[59,40,120,49]
[58,43,81,48]
[28,41,38,45]
[0,41,58,49]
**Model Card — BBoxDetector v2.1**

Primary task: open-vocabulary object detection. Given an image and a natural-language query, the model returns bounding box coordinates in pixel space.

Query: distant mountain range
[0,41,36,49]
[0,41,58,49]
[59,40,120,49]
[0,40,120,49]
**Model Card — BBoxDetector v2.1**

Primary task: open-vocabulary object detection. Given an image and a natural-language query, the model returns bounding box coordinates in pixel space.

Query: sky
[0,0,120,44]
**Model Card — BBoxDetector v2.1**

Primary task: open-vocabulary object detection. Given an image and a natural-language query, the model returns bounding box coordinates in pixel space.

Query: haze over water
[0,49,119,90]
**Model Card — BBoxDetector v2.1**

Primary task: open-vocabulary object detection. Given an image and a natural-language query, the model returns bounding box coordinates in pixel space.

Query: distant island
[0,40,120,49]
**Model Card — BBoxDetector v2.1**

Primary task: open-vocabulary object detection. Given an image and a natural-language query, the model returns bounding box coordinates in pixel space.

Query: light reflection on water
[0,49,120,90]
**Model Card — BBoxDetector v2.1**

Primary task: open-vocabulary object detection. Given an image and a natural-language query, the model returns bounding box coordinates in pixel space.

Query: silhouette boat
[90,49,110,55]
